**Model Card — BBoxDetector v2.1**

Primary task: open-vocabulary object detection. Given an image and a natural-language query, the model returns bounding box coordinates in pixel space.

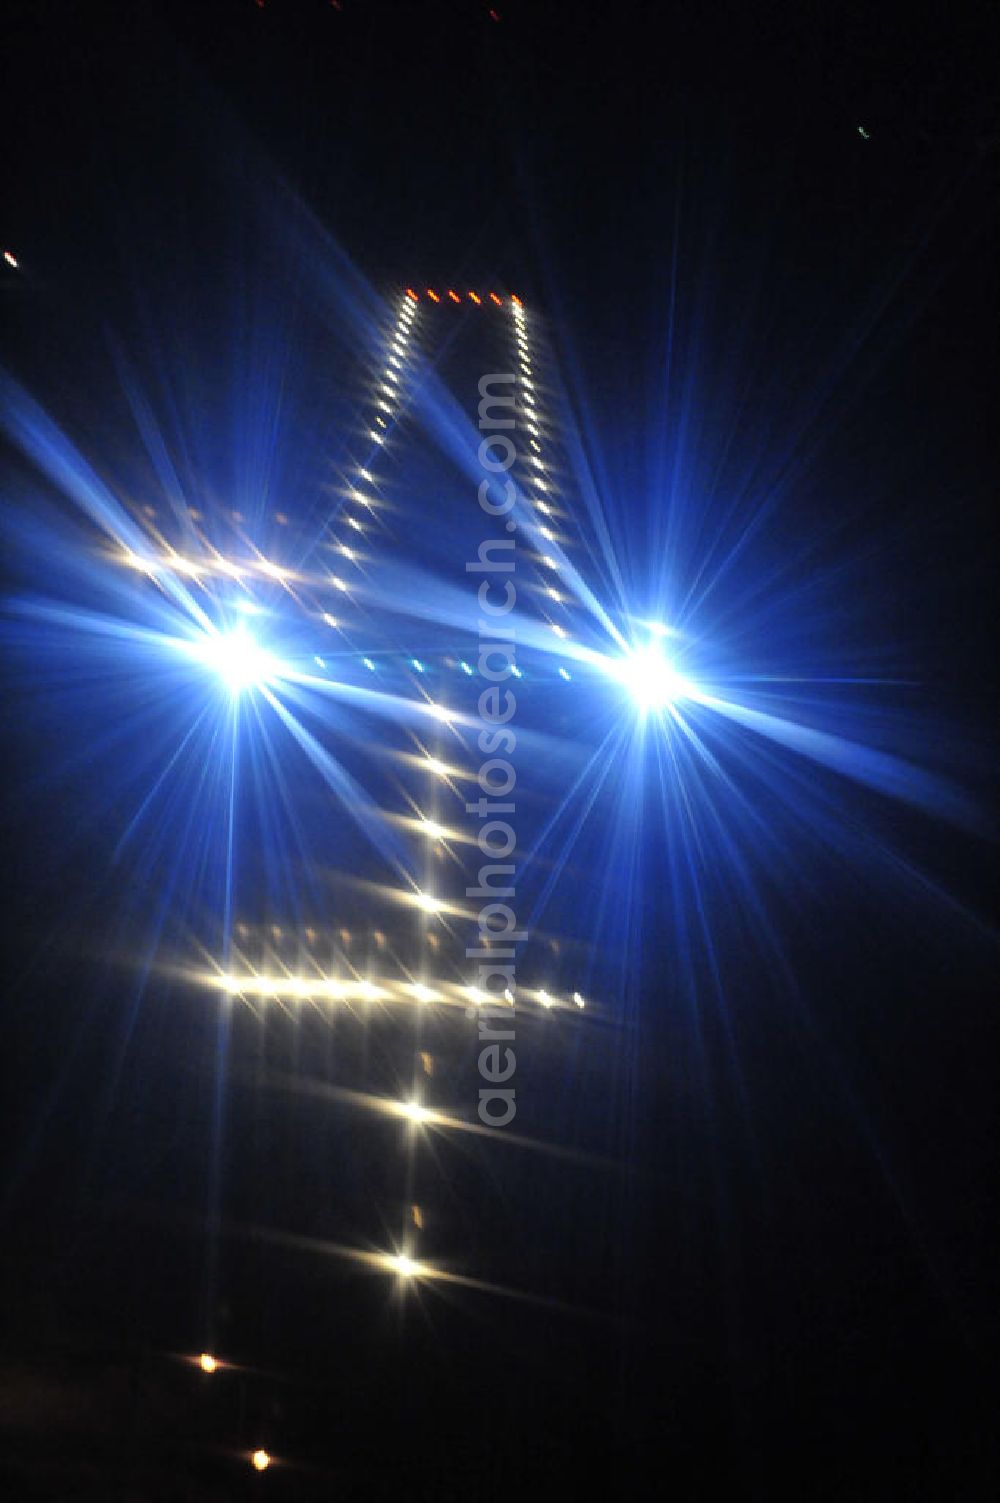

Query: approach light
[251,1449,271,1472]
[614,639,692,712]
[199,1352,218,1374]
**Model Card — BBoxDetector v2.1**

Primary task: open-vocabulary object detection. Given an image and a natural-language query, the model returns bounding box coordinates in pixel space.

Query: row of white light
[120,548,297,583]
[512,302,571,649]
[328,293,419,595]
[208,969,586,1010]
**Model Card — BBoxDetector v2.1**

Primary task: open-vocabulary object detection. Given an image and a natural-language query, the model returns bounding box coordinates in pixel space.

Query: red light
[490,292,502,306]
[426,288,440,303]
[448,289,461,303]
[405,287,419,301]
[468,292,481,305]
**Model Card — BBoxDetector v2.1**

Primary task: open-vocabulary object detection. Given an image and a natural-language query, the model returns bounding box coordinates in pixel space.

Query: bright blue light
[613,640,693,712]
[192,625,278,695]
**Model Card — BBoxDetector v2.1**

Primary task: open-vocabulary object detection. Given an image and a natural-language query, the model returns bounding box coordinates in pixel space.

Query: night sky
[2,2,999,1499]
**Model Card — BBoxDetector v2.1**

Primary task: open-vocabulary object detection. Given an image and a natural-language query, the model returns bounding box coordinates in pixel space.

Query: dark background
[2,2,999,1498]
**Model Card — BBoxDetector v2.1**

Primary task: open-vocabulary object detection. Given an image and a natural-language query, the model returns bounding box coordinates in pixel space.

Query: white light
[538,989,553,1008]
[573,992,585,1008]
[614,640,692,712]
[194,626,277,695]
[414,891,443,914]
[398,1100,431,1122]
[387,1253,421,1278]
[419,817,446,840]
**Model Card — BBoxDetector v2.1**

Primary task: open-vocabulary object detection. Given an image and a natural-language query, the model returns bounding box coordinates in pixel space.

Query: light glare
[193,626,278,695]
[614,640,692,712]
